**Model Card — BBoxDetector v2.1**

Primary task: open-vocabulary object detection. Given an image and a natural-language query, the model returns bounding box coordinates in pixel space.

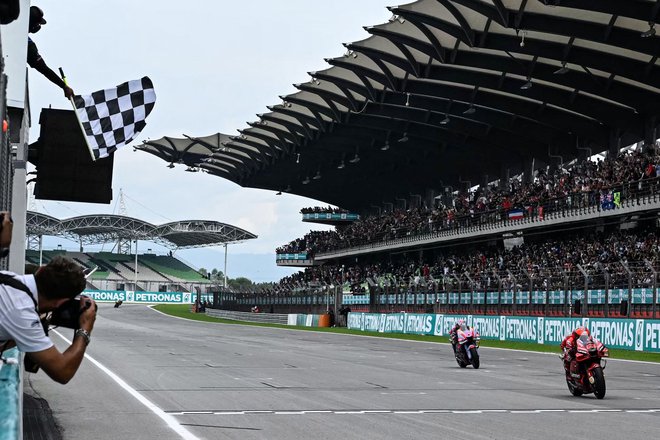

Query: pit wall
[347,313,660,353]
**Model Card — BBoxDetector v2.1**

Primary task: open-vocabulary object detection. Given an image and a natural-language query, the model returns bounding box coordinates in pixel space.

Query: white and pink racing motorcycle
[454,326,480,369]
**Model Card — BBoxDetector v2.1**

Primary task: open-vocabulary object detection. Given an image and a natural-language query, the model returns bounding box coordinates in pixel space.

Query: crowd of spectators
[300,206,349,214]
[278,147,660,256]
[268,228,660,296]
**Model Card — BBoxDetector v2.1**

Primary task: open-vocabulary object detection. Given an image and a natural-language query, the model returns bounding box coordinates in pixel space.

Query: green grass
[153,304,660,363]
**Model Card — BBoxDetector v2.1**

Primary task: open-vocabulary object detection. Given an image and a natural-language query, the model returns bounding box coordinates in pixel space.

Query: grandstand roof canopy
[137,0,660,211]
[26,211,257,249]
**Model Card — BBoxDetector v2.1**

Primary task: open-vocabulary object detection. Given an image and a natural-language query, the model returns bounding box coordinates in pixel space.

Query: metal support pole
[38,235,43,266]
[452,273,461,313]
[507,270,518,315]
[492,271,502,316]
[604,270,610,318]
[645,259,657,319]
[223,243,228,288]
[620,261,633,318]
[544,275,550,317]
[464,271,475,314]
[134,239,138,291]
[577,264,589,317]
[562,270,570,317]
[524,269,534,314]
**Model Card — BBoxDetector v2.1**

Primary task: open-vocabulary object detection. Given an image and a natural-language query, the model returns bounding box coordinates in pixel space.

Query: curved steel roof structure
[26,211,257,249]
[138,0,660,211]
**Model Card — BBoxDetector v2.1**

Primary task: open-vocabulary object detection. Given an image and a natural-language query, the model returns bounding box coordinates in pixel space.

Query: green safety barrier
[347,313,660,352]
[83,290,195,304]
[0,348,20,440]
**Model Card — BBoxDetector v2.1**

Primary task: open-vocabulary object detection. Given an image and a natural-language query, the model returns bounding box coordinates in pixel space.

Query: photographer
[0,256,96,384]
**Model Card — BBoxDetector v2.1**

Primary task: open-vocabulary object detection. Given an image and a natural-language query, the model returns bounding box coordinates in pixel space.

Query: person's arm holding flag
[27,6,74,98]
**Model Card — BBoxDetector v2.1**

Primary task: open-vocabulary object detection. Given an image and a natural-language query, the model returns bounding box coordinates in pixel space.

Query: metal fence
[218,261,659,319]
[206,308,289,325]
[0,38,12,272]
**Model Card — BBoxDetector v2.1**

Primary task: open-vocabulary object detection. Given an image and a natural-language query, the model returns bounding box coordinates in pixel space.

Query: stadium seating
[23,251,211,292]
[279,149,660,256]
[138,255,208,282]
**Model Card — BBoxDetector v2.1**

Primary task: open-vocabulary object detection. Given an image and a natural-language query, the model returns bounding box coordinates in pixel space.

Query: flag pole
[59,68,97,162]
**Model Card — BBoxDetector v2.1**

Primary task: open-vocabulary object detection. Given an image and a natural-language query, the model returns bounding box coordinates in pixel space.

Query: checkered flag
[72,77,156,160]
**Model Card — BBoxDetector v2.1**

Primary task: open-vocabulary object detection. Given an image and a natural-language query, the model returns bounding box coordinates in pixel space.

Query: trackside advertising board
[82,290,195,304]
[346,313,660,353]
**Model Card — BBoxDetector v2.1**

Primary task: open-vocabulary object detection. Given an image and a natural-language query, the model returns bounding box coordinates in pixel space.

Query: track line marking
[166,408,660,417]
[52,330,200,440]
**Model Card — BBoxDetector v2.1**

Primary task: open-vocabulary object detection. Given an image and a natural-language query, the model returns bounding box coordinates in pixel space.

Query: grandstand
[25,249,208,292]
[24,213,257,293]
[134,1,660,320]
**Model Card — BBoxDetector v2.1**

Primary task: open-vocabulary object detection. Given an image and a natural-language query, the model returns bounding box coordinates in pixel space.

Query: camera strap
[0,273,39,357]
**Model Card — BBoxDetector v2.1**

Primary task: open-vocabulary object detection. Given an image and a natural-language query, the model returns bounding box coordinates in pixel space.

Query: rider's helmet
[572,326,590,340]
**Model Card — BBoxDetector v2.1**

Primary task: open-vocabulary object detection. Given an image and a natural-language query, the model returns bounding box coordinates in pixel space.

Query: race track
[28,304,660,440]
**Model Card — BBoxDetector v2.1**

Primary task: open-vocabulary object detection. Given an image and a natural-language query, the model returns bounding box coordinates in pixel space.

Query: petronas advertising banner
[347,312,660,353]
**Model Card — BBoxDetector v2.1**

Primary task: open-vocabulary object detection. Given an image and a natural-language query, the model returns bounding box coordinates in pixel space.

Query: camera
[50,297,96,329]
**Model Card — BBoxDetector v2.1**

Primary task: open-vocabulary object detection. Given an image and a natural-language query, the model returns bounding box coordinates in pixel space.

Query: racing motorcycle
[563,333,609,399]
[453,326,480,369]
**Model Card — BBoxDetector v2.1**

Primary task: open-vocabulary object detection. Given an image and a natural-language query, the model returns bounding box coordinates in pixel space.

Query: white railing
[206,309,289,324]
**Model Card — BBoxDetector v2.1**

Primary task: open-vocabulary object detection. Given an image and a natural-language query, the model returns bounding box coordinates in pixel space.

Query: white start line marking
[166,408,660,416]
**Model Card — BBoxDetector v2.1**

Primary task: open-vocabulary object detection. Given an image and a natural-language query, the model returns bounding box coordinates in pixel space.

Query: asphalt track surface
[27,304,660,440]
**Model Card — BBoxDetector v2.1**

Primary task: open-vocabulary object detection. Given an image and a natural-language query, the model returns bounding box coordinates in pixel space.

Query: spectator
[278,148,660,256]
[338,304,351,327]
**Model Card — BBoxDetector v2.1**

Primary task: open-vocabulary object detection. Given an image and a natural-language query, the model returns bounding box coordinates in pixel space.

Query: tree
[228,277,253,290]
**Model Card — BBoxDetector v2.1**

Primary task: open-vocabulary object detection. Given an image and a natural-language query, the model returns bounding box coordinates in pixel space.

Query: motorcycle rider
[449,320,464,354]
[561,326,590,378]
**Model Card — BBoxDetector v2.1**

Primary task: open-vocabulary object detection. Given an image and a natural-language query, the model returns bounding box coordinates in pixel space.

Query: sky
[25,0,395,282]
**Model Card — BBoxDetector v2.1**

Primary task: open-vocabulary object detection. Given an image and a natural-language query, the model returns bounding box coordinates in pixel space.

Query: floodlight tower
[117,189,131,254]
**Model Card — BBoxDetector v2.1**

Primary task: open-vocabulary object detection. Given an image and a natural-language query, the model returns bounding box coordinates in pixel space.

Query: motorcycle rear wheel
[566,378,583,396]
[592,367,606,399]
[470,348,480,369]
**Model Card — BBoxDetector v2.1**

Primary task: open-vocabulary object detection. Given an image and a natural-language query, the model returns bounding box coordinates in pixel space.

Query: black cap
[30,6,47,26]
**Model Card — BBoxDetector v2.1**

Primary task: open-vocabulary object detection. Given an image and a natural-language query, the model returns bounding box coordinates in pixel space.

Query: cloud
[26,0,393,280]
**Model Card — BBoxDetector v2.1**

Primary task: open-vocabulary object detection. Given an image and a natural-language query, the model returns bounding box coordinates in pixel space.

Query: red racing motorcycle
[563,333,609,399]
